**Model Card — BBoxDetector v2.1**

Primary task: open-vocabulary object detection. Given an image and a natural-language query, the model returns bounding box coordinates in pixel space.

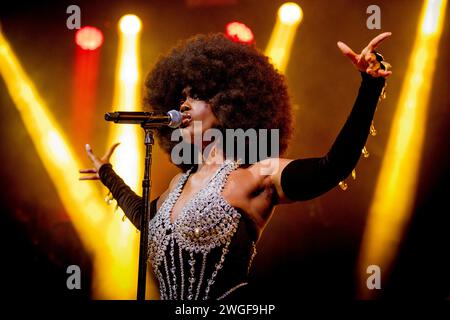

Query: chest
[169,167,274,238]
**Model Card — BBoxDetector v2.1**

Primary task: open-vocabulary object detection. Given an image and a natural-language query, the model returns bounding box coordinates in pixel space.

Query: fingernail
[85,143,90,151]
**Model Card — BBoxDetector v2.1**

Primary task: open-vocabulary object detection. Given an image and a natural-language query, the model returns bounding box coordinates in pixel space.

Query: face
[179,86,219,143]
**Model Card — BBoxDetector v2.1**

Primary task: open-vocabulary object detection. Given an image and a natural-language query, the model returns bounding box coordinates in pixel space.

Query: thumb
[104,142,121,161]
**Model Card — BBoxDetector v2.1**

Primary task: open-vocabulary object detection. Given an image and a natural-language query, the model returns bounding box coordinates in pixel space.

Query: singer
[79,32,392,300]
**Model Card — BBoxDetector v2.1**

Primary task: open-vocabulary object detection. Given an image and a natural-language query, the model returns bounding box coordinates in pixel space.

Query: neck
[196,141,225,173]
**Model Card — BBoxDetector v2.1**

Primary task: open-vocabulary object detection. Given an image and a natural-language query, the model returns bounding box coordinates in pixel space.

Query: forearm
[281,72,386,201]
[98,164,143,229]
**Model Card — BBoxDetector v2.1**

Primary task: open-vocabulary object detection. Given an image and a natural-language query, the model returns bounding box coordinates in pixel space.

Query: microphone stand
[104,110,182,300]
[137,124,155,300]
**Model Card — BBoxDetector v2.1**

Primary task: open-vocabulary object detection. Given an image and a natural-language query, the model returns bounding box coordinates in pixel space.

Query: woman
[80,32,392,300]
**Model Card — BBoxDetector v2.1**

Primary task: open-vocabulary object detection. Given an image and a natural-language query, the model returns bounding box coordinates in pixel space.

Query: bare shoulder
[229,158,294,189]
[249,158,293,176]
[250,158,295,204]
[156,172,184,210]
[169,172,184,189]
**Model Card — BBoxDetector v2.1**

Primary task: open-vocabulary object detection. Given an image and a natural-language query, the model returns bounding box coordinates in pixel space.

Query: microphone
[104,110,183,128]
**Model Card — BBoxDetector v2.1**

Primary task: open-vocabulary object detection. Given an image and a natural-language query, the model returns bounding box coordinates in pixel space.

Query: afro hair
[144,33,293,170]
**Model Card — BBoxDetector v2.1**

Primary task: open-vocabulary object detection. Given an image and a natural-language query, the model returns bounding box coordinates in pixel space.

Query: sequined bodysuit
[147,159,256,300]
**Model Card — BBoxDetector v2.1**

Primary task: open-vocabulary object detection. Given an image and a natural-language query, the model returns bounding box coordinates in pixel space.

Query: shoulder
[230,158,294,188]
[248,158,293,179]
[224,158,292,196]
[169,172,184,189]
[249,158,295,204]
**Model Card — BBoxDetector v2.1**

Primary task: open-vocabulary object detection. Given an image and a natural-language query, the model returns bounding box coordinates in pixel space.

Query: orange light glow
[75,26,104,50]
[225,22,254,44]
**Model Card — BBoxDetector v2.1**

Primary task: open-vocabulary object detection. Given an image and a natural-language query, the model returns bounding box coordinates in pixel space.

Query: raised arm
[268,32,392,203]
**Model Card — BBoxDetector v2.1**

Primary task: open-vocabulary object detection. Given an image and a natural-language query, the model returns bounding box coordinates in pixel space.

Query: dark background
[0,0,448,300]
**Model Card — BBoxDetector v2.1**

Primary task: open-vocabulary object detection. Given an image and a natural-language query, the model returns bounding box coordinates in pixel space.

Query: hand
[337,32,392,78]
[79,143,120,180]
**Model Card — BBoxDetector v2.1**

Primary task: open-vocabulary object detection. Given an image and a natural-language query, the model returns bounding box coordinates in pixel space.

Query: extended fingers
[337,41,359,64]
[85,144,99,163]
[103,142,120,161]
[79,167,99,180]
[366,66,392,78]
[368,32,392,51]
[79,174,100,180]
[377,69,393,78]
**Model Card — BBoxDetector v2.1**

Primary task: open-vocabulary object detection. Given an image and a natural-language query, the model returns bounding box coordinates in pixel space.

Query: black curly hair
[143,33,293,171]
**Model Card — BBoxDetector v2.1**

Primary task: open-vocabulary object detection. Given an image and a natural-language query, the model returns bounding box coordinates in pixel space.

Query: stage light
[75,26,103,50]
[265,2,303,72]
[422,0,446,34]
[225,21,254,44]
[99,13,146,298]
[72,27,102,151]
[112,14,143,192]
[278,2,302,25]
[358,0,447,299]
[0,30,122,298]
[119,14,142,35]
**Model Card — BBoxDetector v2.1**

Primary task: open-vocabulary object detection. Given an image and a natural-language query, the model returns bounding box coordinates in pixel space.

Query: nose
[180,100,191,113]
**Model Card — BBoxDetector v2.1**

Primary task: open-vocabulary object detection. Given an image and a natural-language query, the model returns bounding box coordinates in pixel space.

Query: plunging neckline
[166,160,233,226]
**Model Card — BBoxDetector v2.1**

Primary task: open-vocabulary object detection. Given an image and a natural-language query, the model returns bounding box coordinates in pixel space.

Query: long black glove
[280,72,386,201]
[99,164,159,230]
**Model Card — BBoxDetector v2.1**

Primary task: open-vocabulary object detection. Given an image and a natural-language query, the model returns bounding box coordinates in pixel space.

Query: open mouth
[180,113,192,128]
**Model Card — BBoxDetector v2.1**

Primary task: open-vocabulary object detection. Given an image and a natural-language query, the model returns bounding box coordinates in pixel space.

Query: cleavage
[169,169,218,224]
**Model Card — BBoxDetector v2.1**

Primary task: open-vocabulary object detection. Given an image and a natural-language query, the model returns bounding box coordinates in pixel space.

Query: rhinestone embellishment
[147,160,241,300]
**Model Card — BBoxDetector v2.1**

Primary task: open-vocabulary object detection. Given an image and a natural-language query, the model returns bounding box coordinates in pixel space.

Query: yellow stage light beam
[112,14,142,190]
[0,30,125,299]
[102,14,147,299]
[358,0,447,299]
[265,2,303,72]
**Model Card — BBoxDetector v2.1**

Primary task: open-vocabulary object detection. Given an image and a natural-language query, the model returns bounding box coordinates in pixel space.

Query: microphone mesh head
[167,110,183,128]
